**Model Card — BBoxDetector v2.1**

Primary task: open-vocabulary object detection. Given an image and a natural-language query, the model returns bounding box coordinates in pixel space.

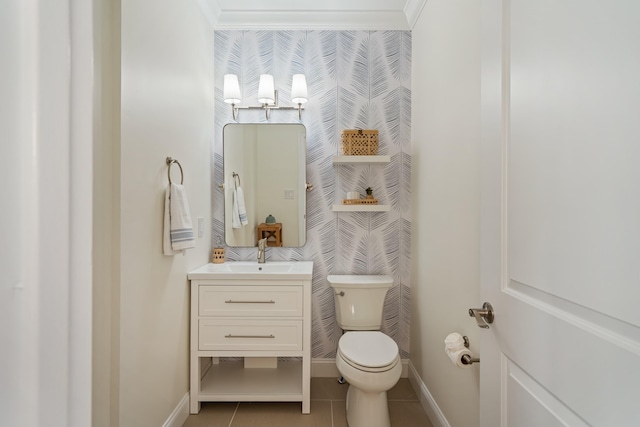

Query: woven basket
[212,248,225,264]
[342,198,379,205]
[341,129,379,155]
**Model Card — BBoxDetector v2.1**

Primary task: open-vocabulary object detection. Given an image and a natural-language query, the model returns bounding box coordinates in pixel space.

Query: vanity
[187,261,313,414]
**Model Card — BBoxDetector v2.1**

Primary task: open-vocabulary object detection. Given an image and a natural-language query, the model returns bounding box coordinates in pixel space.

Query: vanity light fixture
[224,73,308,120]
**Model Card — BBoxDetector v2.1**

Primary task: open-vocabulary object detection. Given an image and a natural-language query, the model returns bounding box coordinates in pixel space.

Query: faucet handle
[258,238,267,250]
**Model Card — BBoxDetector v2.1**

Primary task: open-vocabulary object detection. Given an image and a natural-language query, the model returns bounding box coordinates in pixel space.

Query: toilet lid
[338,331,399,369]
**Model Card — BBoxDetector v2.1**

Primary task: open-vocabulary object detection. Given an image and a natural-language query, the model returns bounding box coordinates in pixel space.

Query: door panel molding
[507,360,588,427]
[507,280,640,356]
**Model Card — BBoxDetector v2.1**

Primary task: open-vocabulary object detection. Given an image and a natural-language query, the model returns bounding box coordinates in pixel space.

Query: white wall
[410,1,482,426]
[119,0,214,425]
[1,0,94,426]
[92,0,120,425]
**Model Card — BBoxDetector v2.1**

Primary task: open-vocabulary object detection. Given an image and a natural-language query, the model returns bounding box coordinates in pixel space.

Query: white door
[480,1,640,426]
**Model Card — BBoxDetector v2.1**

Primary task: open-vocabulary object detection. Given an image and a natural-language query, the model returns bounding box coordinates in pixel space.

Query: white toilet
[328,275,401,427]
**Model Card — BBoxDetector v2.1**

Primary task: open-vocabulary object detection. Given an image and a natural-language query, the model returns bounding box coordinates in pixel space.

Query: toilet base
[345,385,391,427]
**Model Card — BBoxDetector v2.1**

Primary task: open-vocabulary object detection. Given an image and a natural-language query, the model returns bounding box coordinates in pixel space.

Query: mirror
[223,123,306,247]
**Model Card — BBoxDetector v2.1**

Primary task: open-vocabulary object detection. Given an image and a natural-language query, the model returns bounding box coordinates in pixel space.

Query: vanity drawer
[199,285,303,317]
[198,319,302,351]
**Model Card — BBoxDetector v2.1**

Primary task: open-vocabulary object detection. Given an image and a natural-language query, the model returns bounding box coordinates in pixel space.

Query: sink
[227,264,292,273]
[188,261,313,280]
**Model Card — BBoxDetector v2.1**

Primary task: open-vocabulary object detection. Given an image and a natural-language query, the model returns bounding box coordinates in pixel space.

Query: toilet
[328,275,401,427]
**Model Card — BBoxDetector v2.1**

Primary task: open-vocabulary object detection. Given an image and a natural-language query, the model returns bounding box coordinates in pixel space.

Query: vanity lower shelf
[200,359,303,401]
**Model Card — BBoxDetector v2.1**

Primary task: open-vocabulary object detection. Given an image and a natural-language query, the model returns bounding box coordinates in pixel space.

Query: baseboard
[407,361,451,427]
[162,392,190,427]
[311,358,410,378]
[311,358,341,377]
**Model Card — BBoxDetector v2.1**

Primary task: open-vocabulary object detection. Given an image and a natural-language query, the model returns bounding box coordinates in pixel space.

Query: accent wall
[213,30,412,358]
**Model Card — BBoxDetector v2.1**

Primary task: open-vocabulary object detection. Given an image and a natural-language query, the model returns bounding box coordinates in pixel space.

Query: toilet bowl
[328,275,401,427]
[336,331,402,427]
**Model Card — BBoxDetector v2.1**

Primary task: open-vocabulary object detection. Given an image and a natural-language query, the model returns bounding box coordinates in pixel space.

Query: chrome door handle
[468,302,494,329]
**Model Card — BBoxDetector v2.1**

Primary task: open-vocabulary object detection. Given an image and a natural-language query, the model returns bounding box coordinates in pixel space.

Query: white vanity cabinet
[188,262,313,414]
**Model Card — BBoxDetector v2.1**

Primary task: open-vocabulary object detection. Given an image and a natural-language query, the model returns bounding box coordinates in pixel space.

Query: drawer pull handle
[224,334,275,339]
[224,300,276,304]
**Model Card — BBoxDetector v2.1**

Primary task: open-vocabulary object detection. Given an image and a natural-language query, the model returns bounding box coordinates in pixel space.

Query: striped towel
[232,186,249,228]
[165,183,195,253]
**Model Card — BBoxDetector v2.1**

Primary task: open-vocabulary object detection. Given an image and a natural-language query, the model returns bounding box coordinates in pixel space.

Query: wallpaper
[213,30,412,358]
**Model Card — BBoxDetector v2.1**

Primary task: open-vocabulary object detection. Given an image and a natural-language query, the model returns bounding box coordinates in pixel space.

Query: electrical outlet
[284,190,294,199]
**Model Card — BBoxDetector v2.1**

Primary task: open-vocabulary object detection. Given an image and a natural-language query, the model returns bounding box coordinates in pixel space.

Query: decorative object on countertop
[212,236,225,264]
[340,129,379,155]
[265,214,276,224]
[346,191,360,200]
[212,248,225,264]
[365,187,374,199]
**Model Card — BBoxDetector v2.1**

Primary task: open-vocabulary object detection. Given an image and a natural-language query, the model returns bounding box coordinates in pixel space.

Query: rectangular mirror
[223,123,306,247]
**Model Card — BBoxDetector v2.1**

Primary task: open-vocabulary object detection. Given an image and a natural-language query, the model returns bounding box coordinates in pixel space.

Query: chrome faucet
[257,238,267,264]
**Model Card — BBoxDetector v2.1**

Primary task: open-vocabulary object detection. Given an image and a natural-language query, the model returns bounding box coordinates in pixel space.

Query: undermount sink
[226,263,292,273]
[188,261,313,280]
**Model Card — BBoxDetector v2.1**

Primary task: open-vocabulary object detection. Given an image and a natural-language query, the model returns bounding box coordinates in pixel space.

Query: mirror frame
[223,123,307,247]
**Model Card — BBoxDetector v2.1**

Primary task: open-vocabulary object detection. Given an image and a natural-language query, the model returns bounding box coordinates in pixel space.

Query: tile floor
[182,378,433,427]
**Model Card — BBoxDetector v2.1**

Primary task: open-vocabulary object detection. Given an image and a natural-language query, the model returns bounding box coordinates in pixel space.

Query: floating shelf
[332,204,391,212]
[332,155,391,164]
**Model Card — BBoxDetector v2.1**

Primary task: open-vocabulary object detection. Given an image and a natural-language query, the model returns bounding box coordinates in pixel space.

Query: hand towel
[232,186,248,228]
[232,188,242,229]
[167,183,195,252]
[163,185,181,255]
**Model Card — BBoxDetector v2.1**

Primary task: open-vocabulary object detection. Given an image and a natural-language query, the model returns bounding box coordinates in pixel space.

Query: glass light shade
[223,74,241,104]
[258,74,275,104]
[291,74,308,104]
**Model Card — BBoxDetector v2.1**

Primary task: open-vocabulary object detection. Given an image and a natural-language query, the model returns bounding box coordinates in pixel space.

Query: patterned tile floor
[183,378,433,427]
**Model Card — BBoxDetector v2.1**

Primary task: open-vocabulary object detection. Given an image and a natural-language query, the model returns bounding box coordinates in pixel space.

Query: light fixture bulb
[223,74,241,104]
[291,74,308,104]
[258,74,275,104]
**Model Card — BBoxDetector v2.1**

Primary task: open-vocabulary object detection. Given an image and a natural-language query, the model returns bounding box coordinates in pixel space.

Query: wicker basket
[342,198,379,205]
[341,129,379,155]
[212,248,225,264]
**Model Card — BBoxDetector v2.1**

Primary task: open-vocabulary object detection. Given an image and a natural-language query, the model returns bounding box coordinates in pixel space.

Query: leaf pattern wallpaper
[213,30,412,358]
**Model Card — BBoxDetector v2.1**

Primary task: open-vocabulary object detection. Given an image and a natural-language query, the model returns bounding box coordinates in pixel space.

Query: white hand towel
[163,185,181,255]
[169,183,195,252]
[232,188,242,229]
[236,186,248,226]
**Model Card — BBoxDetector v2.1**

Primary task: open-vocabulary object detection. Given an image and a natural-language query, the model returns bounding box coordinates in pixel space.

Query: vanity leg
[190,353,201,414]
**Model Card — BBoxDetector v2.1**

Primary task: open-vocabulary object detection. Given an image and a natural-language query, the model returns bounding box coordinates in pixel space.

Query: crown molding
[206,0,428,30]
[214,10,410,30]
[404,0,428,30]
[196,0,221,29]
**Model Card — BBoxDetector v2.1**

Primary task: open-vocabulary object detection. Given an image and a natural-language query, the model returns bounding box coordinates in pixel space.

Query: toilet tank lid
[327,275,393,287]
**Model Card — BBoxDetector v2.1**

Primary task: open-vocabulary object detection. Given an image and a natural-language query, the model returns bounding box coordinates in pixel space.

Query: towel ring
[232,172,241,189]
[166,157,184,185]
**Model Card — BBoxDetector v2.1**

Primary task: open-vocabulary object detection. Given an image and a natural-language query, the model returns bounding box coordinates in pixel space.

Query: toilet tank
[328,275,393,330]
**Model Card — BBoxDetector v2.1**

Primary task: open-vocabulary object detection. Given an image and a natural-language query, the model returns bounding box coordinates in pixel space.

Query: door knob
[468,302,494,329]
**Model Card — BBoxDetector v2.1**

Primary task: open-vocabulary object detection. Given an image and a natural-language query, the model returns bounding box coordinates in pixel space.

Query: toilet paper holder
[460,336,480,366]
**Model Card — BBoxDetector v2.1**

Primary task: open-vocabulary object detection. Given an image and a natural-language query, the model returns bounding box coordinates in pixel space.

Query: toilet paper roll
[446,348,474,368]
[444,332,465,351]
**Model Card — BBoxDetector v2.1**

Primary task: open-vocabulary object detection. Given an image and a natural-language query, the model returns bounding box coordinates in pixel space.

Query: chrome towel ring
[166,157,184,185]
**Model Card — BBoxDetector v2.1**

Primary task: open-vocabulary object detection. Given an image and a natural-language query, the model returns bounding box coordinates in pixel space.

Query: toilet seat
[338,331,399,372]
